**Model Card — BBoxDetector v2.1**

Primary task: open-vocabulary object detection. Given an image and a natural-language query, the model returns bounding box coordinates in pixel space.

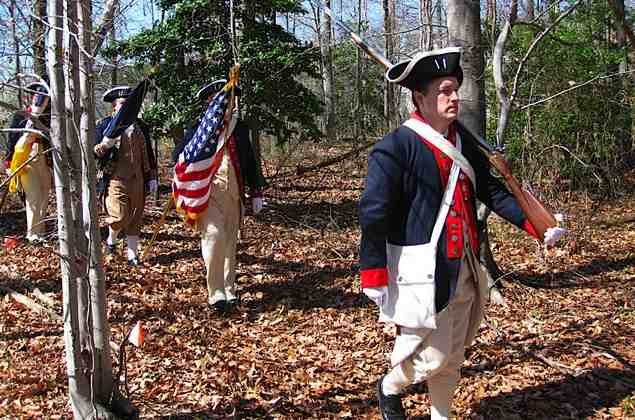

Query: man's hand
[252,197,264,215]
[544,227,567,246]
[363,286,388,307]
[94,136,120,158]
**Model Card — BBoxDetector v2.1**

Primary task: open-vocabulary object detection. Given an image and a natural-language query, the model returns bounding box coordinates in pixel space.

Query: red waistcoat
[412,113,479,258]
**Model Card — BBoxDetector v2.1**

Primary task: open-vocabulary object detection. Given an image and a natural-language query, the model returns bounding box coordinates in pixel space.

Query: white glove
[363,287,388,307]
[544,227,567,246]
[147,179,158,193]
[101,136,120,149]
[94,136,120,158]
[252,197,264,215]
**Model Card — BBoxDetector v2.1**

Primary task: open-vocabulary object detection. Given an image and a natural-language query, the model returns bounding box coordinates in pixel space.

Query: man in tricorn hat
[2,82,52,242]
[174,79,266,313]
[94,84,157,266]
[359,47,565,419]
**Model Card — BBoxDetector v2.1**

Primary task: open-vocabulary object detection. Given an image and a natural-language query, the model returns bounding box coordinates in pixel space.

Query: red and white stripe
[172,117,237,220]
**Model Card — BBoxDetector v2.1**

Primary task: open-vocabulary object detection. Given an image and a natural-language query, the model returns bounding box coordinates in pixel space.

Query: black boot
[208,300,228,315]
[377,376,406,420]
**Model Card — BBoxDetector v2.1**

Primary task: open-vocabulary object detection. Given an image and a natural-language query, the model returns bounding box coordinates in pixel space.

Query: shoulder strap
[403,118,476,188]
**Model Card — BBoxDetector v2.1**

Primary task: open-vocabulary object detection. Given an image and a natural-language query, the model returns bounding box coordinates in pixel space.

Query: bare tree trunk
[65,0,94,396]
[110,6,118,86]
[420,0,433,50]
[526,0,535,20]
[93,0,119,55]
[321,0,336,140]
[448,0,485,135]
[608,0,634,157]
[492,0,518,147]
[49,0,117,415]
[383,0,398,130]
[10,0,22,107]
[448,0,504,303]
[355,0,363,137]
[32,0,48,79]
[486,0,497,50]
[47,0,93,417]
[77,0,115,406]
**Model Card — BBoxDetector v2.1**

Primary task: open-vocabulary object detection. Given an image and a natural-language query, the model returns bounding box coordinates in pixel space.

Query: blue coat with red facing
[359,112,538,314]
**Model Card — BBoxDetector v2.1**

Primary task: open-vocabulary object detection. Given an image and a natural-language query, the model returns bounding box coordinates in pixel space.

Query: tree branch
[520,69,635,110]
[509,0,584,105]
[93,0,119,55]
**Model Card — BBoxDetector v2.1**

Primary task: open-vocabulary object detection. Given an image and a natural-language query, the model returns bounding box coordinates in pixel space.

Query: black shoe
[208,300,227,314]
[127,258,139,267]
[227,294,240,307]
[377,376,406,420]
[225,298,240,313]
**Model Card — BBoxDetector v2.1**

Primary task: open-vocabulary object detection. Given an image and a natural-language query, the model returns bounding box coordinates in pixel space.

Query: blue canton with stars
[182,90,230,164]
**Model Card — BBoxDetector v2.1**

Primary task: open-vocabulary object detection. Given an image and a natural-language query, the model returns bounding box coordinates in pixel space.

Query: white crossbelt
[403,118,476,188]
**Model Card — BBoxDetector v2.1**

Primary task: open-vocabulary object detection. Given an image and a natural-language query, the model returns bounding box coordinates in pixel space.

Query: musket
[310,0,557,240]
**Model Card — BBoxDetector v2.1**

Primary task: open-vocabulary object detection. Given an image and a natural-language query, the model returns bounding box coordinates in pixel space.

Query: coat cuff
[360,268,388,288]
[523,220,540,240]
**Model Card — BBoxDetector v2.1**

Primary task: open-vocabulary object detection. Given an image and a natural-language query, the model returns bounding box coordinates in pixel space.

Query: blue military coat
[359,120,532,315]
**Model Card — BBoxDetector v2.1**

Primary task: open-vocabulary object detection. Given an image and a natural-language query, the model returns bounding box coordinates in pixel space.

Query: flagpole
[140,196,173,262]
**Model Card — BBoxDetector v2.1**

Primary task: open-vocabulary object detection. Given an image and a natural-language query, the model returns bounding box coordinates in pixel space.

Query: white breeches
[199,153,241,305]
[20,142,51,238]
[383,251,479,420]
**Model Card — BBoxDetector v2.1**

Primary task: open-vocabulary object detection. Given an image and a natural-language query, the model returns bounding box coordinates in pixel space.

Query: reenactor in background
[94,85,157,266]
[173,79,266,313]
[2,82,52,243]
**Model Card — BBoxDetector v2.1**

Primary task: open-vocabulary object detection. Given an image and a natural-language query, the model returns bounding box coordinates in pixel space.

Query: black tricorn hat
[103,85,132,103]
[386,47,463,91]
[26,82,49,96]
[195,79,242,102]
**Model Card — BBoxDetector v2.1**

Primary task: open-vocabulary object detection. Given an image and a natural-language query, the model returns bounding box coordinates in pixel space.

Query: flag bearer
[172,74,266,313]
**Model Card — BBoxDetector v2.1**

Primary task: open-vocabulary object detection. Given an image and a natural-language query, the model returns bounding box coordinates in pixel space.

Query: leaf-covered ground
[1,145,634,419]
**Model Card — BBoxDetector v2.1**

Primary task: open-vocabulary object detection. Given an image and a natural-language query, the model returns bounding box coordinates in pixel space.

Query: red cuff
[523,220,540,240]
[360,268,388,288]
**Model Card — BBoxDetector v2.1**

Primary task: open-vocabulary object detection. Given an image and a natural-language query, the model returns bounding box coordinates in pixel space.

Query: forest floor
[0,144,634,419]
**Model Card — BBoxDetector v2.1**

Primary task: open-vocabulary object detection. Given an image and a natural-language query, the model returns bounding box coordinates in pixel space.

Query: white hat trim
[386,46,462,84]
[102,85,131,101]
[195,79,228,100]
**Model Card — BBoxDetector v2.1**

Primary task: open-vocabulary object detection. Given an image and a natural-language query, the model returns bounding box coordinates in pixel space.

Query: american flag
[172,88,232,224]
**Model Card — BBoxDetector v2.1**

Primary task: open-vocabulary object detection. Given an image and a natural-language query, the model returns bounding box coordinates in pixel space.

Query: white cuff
[544,227,567,246]
[102,136,120,149]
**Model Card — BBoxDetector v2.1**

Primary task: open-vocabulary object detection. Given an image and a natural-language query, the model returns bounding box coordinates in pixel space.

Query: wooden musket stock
[462,125,557,240]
